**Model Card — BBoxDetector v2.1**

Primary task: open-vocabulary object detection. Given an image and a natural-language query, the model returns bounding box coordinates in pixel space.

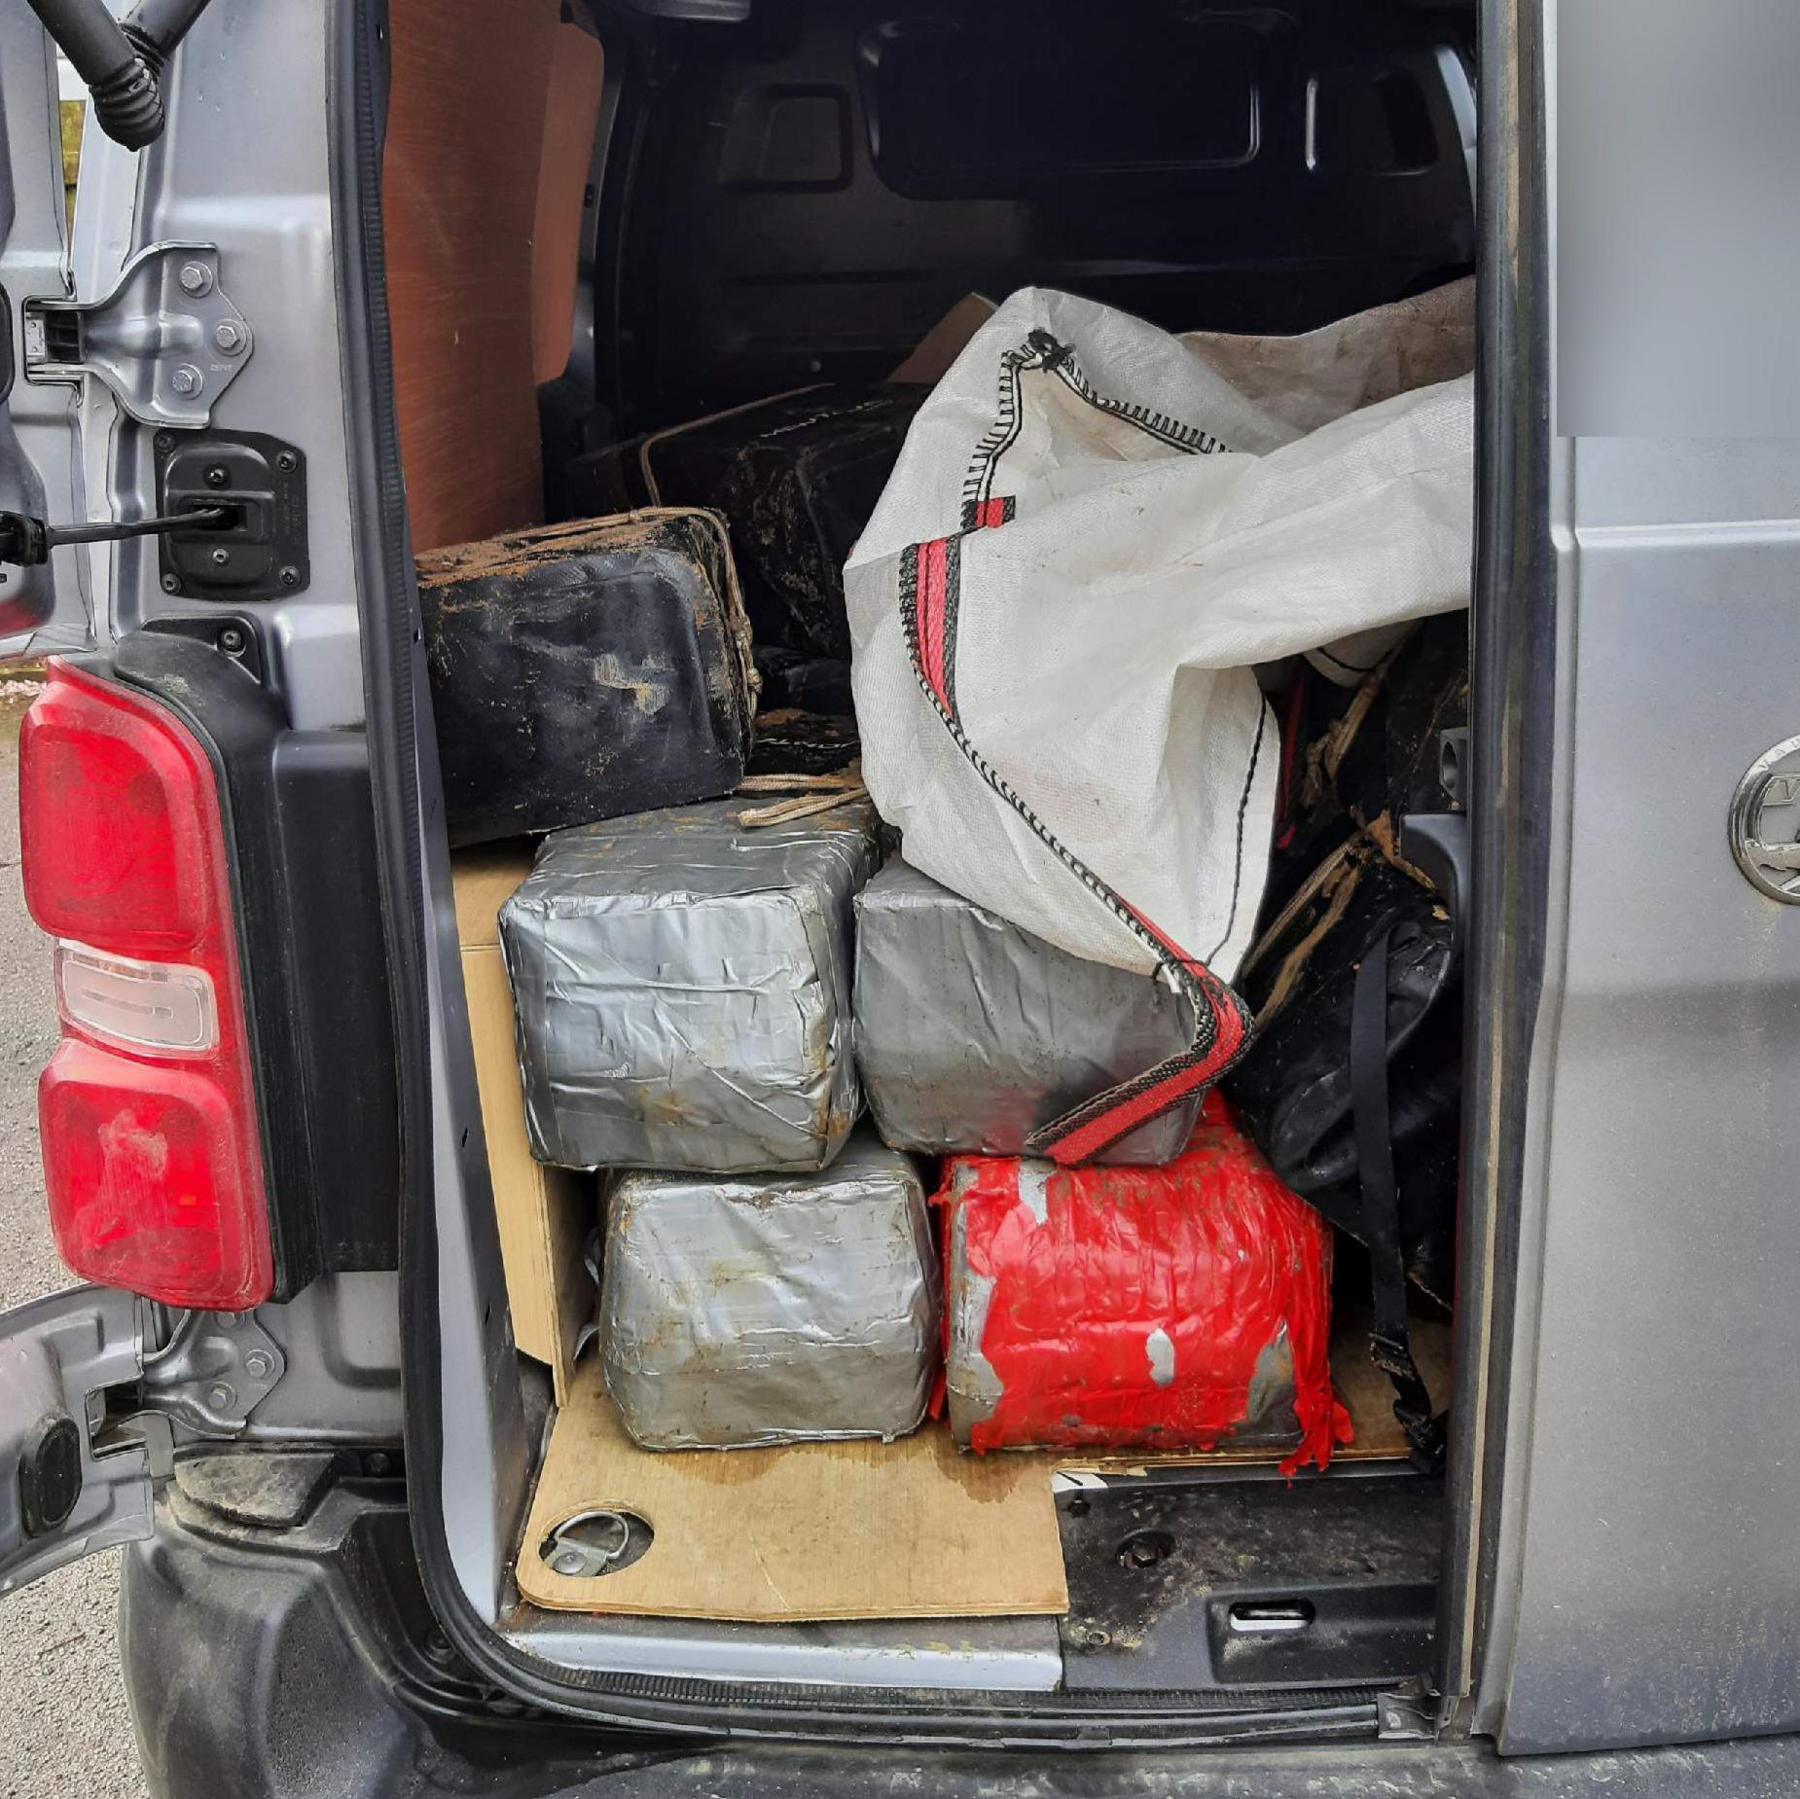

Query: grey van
[3,0,1799,1793]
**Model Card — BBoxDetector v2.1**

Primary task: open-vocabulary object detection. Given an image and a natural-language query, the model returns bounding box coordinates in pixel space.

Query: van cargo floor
[514,1314,1448,1627]
[1057,1473,1442,1695]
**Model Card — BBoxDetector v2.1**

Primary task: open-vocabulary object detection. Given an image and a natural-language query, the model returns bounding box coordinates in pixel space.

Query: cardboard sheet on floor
[517,1374,1069,1622]
[516,1314,1445,1620]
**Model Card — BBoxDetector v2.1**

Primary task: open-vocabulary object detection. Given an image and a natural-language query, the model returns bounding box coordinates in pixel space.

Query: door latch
[22,242,252,428]
[155,430,309,600]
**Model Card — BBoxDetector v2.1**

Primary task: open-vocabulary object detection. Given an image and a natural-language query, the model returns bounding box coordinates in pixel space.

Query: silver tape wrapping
[854,858,1203,1165]
[599,1136,940,1450]
[501,797,879,1173]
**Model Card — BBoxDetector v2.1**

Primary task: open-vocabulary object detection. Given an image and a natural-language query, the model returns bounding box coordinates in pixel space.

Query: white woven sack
[846,285,1474,1161]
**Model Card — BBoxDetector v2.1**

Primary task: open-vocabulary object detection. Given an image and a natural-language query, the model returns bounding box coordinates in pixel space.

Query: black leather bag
[568,383,928,660]
[1227,617,1467,1469]
[417,510,757,847]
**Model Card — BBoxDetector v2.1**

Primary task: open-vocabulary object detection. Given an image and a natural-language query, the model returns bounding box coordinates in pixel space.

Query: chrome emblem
[1730,735,1800,903]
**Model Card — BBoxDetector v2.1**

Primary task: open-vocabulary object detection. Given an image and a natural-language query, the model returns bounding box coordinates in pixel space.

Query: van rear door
[0,11,95,659]
[0,12,160,1602]
[0,1286,153,1598]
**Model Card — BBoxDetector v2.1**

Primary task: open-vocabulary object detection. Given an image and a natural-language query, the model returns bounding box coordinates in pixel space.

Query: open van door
[0,12,155,1599]
[0,9,94,659]
[0,1286,153,1598]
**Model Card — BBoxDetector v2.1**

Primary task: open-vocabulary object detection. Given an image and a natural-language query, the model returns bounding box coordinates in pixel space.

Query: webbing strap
[1351,923,1447,1476]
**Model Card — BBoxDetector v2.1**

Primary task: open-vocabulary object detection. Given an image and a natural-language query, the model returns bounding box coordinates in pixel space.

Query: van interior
[383,0,1479,1727]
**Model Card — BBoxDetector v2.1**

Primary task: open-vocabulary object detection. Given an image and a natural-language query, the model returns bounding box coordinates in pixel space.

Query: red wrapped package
[936,1093,1350,1472]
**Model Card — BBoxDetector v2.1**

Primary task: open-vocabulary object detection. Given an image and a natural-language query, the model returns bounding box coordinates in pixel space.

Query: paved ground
[0,686,148,1799]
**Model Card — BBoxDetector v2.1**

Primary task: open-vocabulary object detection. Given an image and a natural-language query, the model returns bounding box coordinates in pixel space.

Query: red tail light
[20,661,273,1310]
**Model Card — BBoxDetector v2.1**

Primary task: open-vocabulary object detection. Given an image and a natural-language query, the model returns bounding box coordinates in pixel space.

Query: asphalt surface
[0,685,148,1799]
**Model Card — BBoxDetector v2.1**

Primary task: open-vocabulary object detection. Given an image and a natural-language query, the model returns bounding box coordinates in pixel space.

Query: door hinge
[22,242,253,428]
[139,1308,287,1437]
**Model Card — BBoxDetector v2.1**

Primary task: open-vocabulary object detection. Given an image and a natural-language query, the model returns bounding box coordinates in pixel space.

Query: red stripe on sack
[1116,898,1207,976]
[1039,967,1251,1166]
[916,537,953,709]
[977,497,1010,529]
[1045,1056,1213,1167]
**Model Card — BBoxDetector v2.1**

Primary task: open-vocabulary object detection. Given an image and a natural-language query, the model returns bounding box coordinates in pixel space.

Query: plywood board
[1329,1313,1454,1462]
[453,846,590,1401]
[452,841,540,948]
[386,0,603,550]
[532,34,607,385]
[384,0,550,551]
[518,1376,1070,1622]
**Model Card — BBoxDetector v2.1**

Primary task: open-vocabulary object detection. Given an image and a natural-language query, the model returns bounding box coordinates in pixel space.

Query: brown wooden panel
[532,32,607,385]
[384,0,580,552]
[452,845,591,1400]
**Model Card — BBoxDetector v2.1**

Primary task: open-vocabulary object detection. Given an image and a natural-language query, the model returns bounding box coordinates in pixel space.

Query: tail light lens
[20,661,272,1309]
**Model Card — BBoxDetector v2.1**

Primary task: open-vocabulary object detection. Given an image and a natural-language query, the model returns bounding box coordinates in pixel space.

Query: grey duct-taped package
[854,858,1202,1165]
[500,798,880,1173]
[599,1136,940,1449]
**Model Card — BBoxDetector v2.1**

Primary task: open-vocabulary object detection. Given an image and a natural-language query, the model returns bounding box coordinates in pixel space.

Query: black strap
[1351,923,1447,1476]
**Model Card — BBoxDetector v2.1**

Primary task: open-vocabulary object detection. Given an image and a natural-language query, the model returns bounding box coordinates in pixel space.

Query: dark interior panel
[861,10,1268,194]
[597,0,1476,431]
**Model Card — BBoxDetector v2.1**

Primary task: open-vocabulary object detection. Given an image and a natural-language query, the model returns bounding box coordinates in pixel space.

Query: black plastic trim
[153,429,311,603]
[604,0,1475,430]
[123,1475,1800,1799]
[1434,0,1554,1720]
[108,627,401,1293]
